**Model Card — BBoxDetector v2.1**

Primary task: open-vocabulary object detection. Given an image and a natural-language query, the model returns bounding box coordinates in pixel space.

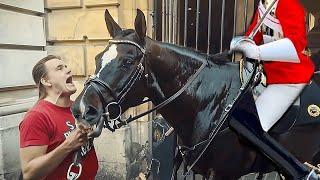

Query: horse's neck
[145,39,206,94]
[144,39,241,145]
[145,41,203,101]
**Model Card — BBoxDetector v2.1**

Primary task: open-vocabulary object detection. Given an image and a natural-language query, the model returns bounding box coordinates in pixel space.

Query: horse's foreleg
[256,173,264,180]
[170,150,183,180]
[207,169,215,180]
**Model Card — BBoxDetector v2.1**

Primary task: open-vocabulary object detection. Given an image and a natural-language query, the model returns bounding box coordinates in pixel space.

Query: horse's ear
[105,9,121,38]
[134,9,146,41]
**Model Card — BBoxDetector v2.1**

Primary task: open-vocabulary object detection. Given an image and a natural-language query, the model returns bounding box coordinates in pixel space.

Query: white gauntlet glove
[230,36,300,63]
[230,36,260,60]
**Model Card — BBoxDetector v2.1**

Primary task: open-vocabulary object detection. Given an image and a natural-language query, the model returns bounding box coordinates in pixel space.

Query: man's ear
[40,78,52,87]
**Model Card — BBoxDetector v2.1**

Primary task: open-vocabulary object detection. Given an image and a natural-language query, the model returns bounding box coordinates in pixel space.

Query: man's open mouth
[66,76,74,85]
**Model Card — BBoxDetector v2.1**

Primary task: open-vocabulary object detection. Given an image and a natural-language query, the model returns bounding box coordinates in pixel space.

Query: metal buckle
[106,102,122,121]
[85,75,96,85]
[67,163,82,180]
[224,104,232,112]
[302,48,312,57]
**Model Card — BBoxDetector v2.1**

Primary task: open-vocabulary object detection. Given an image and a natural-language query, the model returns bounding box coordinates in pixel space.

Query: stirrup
[304,162,320,174]
[304,162,320,180]
[305,170,319,180]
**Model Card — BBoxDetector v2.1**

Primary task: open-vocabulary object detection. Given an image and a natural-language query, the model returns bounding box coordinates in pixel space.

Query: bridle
[83,39,147,134]
[83,39,207,135]
[67,39,149,180]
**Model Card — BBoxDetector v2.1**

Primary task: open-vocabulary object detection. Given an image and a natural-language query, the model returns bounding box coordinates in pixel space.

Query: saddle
[240,54,320,134]
[269,72,320,134]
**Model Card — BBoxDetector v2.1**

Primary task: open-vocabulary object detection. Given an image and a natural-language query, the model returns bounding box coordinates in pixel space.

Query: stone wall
[4,0,316,179]
[0,0,46,179]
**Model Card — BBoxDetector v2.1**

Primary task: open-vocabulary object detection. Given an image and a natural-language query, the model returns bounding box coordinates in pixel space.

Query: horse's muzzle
[75,116,104,138]
[87,115,105,138]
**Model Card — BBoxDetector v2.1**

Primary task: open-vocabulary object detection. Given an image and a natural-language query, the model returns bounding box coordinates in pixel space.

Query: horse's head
[71,9,149,137]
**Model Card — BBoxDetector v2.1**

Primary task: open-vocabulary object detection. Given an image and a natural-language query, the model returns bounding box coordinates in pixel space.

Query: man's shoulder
[27,100,56,115]
[21,100,53,125]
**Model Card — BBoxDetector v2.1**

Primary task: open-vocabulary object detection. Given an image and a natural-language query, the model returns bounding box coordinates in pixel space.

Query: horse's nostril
[84,106,98,120]
[73,113,80,120]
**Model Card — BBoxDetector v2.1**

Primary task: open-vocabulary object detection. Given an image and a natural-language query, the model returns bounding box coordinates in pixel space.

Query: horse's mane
[116,29,234,67]
[116,29,135,37]
[112,31,240,102]
[156,41,232,66]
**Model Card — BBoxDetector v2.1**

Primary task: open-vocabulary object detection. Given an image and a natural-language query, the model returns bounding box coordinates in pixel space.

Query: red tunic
[19,100,98,180]
[246,0,314,84]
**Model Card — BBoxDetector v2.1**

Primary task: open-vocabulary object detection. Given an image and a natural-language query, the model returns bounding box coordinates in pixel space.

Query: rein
[68,39,207,179]
[182,60,259,177]
[180,0,278,174]
[85,39,208,132]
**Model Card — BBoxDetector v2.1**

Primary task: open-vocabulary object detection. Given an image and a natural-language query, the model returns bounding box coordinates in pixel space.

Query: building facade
[0,0,319,179]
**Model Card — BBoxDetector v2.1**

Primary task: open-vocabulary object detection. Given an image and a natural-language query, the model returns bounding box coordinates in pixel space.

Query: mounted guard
[230,0,317,179]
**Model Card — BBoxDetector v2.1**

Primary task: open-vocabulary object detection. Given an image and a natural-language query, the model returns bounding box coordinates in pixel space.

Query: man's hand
[20,126,91,180]
[230,36,260,60]
[62,126,90,152]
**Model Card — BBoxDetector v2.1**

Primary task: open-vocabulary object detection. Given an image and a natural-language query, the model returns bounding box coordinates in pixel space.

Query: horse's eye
[121,58,134,69]
[126,59,133,64]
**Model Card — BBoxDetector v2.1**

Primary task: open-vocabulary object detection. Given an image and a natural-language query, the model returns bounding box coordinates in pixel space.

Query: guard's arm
[230,36,299,63]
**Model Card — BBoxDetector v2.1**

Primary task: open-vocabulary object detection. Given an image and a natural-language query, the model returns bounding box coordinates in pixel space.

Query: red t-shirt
[246,0,314,84]
[19,100,98,180]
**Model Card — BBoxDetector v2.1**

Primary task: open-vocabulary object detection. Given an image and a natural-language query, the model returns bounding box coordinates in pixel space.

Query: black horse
[71,9,320,179]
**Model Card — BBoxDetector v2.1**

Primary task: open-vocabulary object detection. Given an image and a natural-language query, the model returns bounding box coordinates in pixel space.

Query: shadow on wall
[127,142,151,180]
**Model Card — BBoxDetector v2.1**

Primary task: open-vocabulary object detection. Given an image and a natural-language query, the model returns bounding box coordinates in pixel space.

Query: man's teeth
[66,80,74,85]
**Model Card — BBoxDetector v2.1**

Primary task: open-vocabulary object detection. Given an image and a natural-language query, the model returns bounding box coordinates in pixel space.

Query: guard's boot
[229,90,309,180]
